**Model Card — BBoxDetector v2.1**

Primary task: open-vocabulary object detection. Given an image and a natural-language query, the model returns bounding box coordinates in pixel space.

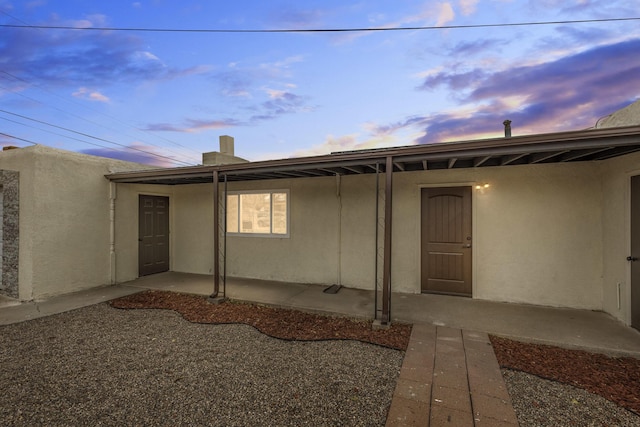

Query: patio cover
[106,125,640,324]
[107,125,640,185]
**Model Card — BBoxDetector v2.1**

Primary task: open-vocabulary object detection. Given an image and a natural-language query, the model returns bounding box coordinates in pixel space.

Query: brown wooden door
[630,176,640,330]
[139,195,169,276]
[421,187,472,296]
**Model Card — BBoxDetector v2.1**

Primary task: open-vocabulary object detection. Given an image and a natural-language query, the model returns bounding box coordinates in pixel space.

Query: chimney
[219,135,234,155]
[202,135,248,165]
[503,120,512,138]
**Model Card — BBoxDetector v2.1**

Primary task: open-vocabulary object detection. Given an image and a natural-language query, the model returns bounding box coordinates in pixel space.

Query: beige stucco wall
[600,151,640,324]
[157,160,604,310]
[0,145,152,299]
[168,178,344,284]
[388,163,603,308]
[113,183,174,283]
[3,142,634,315]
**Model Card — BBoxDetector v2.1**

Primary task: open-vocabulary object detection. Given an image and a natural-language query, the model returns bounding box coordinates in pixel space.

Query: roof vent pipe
[503,120,512,138]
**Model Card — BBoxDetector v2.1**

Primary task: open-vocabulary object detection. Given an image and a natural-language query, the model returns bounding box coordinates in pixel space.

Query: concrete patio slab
[0,285,139,325]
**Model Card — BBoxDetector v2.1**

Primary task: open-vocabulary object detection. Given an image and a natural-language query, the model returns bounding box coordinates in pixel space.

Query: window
[226,190,288,237]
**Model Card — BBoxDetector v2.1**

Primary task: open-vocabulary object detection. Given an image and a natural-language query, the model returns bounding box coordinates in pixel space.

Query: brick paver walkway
[386,324,518,426]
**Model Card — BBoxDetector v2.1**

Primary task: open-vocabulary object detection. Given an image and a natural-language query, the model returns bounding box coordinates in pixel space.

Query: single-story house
[2,101,640,329]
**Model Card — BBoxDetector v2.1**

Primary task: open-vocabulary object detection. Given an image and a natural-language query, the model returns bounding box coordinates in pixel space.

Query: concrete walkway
[2,272,640,426]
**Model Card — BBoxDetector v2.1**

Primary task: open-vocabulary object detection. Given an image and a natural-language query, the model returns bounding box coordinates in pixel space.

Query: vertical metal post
[223,174,228,297]
[382,156,393,324]
[374,163,379,320]
[210,170,220,298]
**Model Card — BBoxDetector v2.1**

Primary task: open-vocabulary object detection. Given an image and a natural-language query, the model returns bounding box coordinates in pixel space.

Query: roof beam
[559,147,614,162]
[473,156,492,167]
[393,161,405,171]
[342,165,366,174]
[275,171,312,178]
[319,168,342,175]
[294,169,328,177]
[592,146,640,160]
[530,150,570,164]
[501,153,529,165]
[422,160,428,170]
[448,158,457,169]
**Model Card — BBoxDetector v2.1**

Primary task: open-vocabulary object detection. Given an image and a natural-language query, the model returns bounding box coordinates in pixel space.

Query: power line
[0,115,139,151]
[0,17,638,33]
[0,109,195,166]
[0,10,204,164]
[0,131,38,145]
[0,70,202,163]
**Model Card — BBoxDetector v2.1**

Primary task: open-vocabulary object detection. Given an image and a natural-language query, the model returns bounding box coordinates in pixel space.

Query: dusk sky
[1,1,639,167]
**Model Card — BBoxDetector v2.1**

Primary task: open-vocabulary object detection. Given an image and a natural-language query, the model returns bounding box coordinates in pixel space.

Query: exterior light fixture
[475,183,490,190]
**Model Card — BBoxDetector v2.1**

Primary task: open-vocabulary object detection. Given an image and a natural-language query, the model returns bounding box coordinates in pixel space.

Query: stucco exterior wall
[600,151,640,324]
[163,160,603,310]
[388,163,602,308]
[169,178,343,284]
[113,183,174,283]
[0,145,152,299]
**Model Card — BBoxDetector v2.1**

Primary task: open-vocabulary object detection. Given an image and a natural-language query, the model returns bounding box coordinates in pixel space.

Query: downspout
[336,173,342,287]
[109,182,117,285]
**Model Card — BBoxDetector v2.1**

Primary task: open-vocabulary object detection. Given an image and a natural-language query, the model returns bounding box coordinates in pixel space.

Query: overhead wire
[0,115,143,151]
[0,132,38,145]
[0,109,196,166]
[0,9,202,165]
[0,70,203,159]
[0,74,201,164]
[0,17,638,33]
[1,11,638,162]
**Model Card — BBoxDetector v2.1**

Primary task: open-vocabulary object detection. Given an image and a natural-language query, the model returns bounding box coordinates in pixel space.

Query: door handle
[627,256,638,261]
[463,244,472,248]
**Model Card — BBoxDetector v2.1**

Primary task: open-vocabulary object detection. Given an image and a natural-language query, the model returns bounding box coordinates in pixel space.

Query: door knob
[463,244,472,248]
[627,256,638,261]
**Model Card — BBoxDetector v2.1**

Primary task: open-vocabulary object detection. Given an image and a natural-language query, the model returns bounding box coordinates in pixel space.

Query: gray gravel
[503,369,640,427]
[0,304,403,427]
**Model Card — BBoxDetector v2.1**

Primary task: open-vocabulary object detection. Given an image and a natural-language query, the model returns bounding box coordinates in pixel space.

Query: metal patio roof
[106,125,640,185]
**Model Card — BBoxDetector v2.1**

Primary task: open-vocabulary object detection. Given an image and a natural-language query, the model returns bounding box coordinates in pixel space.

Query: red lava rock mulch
[490,335,640,415]
[110,290,412,351]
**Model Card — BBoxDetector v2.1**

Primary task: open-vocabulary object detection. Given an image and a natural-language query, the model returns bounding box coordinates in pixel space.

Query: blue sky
[1,1,639,166]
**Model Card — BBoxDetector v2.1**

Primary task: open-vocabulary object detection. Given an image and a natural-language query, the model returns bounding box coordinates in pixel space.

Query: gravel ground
[3,291,639,426]
[0,304,403,427]
[503,369,640,427]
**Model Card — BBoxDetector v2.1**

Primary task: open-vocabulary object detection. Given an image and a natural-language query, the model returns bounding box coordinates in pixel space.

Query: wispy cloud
[293,37,640,155]
[0,15,208,91]
[79,143,180,167]
[459,0,479,16]
[411,38,640,142]
[213,56,303,98]
[144,118,240,133]
[435,3,455,27]
[268,5,326,29]
[72,87,110,102]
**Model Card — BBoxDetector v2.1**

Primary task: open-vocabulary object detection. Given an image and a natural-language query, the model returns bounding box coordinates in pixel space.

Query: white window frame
[226,189,290,238]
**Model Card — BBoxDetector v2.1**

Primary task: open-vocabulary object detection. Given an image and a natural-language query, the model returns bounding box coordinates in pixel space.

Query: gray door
[630,176,640,330]
[421,186,472,296]
[139,195,169,276]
